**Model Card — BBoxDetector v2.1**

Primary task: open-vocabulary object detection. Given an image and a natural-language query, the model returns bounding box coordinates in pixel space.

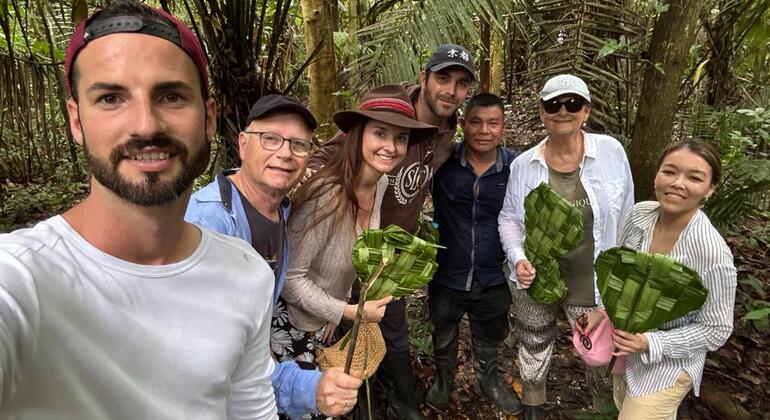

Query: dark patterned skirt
[271,297,329,420]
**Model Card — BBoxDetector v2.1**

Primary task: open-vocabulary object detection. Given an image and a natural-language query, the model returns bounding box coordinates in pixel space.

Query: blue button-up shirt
[433,142,519,291]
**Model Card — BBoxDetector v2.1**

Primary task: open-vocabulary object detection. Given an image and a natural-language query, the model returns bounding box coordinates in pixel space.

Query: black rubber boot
[381,351,426,420]
[425,350,456,410]
[522,404,545,420]
[473,345,523,415]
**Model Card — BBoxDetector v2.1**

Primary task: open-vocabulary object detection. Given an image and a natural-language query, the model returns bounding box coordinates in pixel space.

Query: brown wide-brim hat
[333,84,438,144]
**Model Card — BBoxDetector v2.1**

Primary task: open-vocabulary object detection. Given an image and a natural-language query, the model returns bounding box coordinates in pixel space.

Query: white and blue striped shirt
[620,201,737,397]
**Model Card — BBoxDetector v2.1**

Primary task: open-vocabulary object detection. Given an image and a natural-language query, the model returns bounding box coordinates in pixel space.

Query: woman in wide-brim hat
[273,85,437,373]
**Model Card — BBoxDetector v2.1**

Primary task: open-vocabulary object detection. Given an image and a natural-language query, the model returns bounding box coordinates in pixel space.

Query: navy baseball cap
[425,44,475,80]
[245,94,318,131]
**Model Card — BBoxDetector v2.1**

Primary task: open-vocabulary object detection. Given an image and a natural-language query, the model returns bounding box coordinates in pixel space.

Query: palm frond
[522,0,646,137]
[349,0,526,95]
[0,0,79,184]
[183,0,298,170]
[706,159,770,227]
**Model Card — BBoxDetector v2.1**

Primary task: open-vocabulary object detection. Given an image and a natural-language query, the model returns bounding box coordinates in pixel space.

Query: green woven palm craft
[523,182,584,304]
[352,224,442,300]
[595,247,709,333]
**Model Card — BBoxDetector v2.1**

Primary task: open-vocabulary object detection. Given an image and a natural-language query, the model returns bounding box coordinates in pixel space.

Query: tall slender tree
[479,17,491,92]
[630,0,701,200]
[489,26,504,96]
[301,0,341,141]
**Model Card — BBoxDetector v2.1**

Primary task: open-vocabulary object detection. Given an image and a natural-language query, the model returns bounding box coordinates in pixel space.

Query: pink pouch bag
[573,311,625,374]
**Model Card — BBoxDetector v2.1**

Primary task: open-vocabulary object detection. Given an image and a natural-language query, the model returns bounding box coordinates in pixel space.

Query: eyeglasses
[541,97,587,114]
[244,131,313,157]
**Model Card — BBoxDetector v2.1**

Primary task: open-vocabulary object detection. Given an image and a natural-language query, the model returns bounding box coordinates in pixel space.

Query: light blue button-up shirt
[186,169,321,419]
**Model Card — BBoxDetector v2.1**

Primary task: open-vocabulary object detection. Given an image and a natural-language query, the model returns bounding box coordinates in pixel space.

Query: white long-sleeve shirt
[621,201,736,397]
[0,216,278,420]
[498,132,635,306]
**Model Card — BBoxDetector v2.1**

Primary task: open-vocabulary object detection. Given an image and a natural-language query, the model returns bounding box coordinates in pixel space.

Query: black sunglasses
[541,97,587,114]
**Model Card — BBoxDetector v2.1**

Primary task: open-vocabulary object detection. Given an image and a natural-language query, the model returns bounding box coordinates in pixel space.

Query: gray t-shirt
[236,187,283,275]
[548,167,595,306]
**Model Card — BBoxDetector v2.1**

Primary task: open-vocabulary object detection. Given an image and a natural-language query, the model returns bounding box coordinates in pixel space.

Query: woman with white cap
[275,85,437,390]
[498,74,634,419]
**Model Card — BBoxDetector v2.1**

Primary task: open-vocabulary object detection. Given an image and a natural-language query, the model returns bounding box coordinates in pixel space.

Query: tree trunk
[479,17,491,92]
[349,0,358,44]
[704,0,739,109]
[489,25,504,96]
[301,0,341,141]
[347,0,359,90]
[40,0,80,178]
[629,0,701,200]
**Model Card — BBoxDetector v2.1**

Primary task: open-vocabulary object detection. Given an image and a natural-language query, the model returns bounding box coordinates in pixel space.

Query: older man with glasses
[186,95,363,419]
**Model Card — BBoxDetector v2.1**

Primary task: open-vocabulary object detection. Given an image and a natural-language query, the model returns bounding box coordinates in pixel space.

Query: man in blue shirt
[185,95,362,419]
[426,93,522,414]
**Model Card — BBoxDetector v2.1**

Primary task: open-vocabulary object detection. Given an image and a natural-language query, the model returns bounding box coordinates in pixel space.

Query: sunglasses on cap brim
[541,97,587,114]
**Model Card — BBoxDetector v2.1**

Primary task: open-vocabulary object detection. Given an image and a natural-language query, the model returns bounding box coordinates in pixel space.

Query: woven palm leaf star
[595,246,709,333]
[352,224,442,300]
[523,182,584,304]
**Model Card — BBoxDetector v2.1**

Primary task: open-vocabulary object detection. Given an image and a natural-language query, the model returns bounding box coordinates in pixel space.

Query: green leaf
[31,40,64,61]
[71,0,88,25]
[597,38,621,60]
[741,275,768,299]
[352,225,443,300]
[743,307,770,321]
[655,2,670,14]
[523,183,584,304]
[596,247,709,333]
[349,0,520,93]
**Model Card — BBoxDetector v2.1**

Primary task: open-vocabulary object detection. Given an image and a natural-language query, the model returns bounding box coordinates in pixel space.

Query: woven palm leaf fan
[325,225,441,380]
[524,182,584,304]
[352,224,442,301]
[595,246,709,333]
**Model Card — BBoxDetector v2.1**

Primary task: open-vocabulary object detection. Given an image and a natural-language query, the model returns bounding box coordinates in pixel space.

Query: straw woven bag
[316,322,386,379]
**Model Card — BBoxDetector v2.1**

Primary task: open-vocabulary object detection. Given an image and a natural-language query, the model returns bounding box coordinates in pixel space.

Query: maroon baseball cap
[65,7,208,95]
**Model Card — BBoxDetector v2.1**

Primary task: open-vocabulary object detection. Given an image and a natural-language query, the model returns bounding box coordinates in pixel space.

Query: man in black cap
[308,44,475,420]
[186,95,363,419]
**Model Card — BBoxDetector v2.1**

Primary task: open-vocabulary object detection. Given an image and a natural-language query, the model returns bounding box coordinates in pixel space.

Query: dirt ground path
[395,220,770,420]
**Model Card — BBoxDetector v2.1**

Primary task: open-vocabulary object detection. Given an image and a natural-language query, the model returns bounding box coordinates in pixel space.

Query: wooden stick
[344,259,388,374]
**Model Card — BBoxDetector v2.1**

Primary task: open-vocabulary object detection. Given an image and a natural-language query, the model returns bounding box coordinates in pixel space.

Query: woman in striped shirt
[612,139,737,419]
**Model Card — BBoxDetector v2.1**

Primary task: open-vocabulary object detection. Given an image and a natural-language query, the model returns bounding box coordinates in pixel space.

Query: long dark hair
[291,120,369,232]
